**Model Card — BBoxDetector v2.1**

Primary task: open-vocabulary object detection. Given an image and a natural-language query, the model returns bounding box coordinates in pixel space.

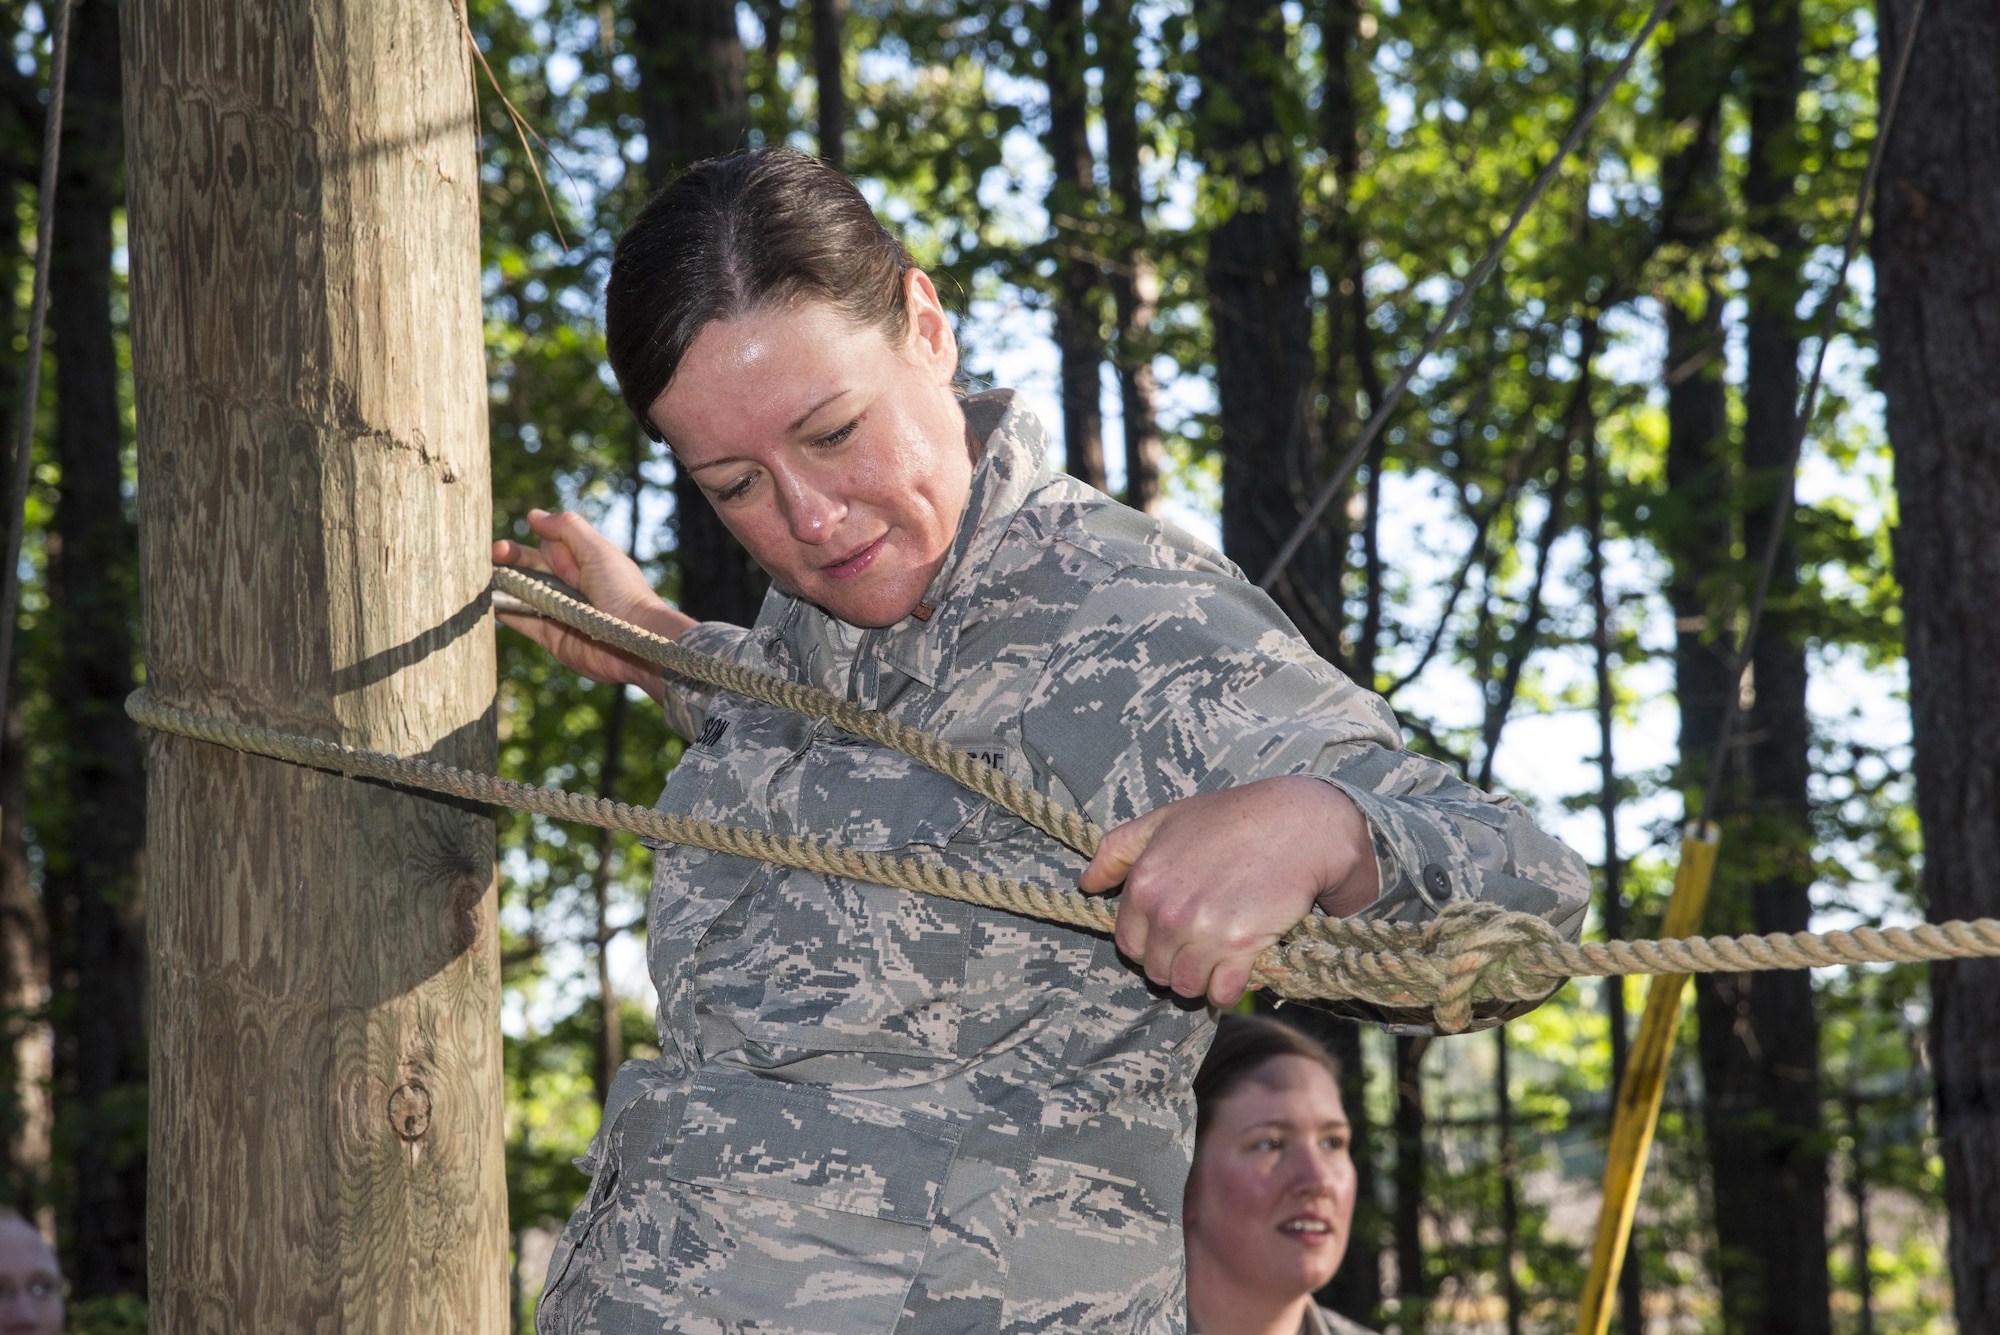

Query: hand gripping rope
[125,566,2000,1035]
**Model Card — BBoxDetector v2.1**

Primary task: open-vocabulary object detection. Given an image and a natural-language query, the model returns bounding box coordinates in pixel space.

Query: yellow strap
[1574,822,1720,1335]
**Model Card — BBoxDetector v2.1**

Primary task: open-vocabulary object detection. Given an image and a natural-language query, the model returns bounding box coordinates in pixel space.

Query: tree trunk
[1658,8,1732,825]
[1392,1035,1427,1330]
[1873,0,2000,1326]
[631,0,766,630]
[1693,2,1832,1330]
[1497,1027,1521,1335]
[1316,0,1376,677]
[811,0,845,170]
[1655,23,1736,1328]
[1282,19,1384,1289]
[1097,0,1161,514]
[0,79,49,1223]
[1044,0,1106,491]
[1198,0,1321,649]
[0,674,49,1219]
[123,0,507,1327]
[45,0,146,1294]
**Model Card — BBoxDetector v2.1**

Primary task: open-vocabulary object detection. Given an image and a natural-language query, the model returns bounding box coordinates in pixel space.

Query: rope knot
[1418,901,1569,1033]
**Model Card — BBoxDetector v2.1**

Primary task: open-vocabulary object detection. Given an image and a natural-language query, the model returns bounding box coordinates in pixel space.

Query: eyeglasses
[0,1275,63,1303]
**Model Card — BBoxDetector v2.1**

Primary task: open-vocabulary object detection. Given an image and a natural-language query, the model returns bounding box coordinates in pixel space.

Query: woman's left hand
[1077,776,1382,1007]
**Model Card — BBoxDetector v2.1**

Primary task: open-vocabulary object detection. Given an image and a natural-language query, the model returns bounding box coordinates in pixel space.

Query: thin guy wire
[1258,0,1679,592]
[1696,0,1926,827]
[0,0,75,745]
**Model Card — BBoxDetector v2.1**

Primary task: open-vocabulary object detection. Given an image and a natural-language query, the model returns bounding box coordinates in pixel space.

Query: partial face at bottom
[1184,1054,1357,1299]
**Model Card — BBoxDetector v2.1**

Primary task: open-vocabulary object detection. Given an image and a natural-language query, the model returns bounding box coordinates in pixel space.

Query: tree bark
[1392,1035,1427,1330]
[1044,0,1106,491]
[1097,0,1161,513]
[1198,0,1321,652]
[1873,0,2000,1326]
[46,0,146,1294]
[1658,9,1732,811]
[1317,0,1376,676]
[1655,24,1737,1327]
[630,0,766,630]
[123,0,507,1327]
[0,76,48,1224]
[811,0,845,170]
[0,673,49,1219]
[1693,3,1832,1331]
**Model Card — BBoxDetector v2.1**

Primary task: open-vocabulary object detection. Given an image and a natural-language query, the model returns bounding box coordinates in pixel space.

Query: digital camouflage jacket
[537,391,1590,1335]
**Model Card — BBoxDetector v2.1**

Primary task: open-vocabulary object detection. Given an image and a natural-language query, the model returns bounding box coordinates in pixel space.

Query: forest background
[0,0,1979,1331]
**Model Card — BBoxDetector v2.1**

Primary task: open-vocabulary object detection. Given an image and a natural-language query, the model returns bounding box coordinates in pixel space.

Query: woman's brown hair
[1193,1014,1345,1142]
[604,147,916,441]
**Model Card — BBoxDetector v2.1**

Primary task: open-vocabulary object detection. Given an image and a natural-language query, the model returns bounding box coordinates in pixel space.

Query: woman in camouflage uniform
[495,148,1589,1335]
[1183,1014,1373,1335]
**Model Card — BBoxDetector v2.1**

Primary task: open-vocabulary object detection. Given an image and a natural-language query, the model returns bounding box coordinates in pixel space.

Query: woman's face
[649,273,974,629]
[1185,1055,1356,1301]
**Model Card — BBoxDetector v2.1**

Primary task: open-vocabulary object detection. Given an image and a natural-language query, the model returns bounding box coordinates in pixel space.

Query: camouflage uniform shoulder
[1305,1303,1377,1335]
[1012,470,1248,585]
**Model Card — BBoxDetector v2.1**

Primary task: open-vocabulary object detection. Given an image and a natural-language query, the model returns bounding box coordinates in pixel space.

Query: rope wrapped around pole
[126,570,2000,1034]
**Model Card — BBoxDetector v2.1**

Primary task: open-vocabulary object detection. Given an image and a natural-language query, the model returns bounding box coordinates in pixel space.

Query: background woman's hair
[604,147,916,441]
[1194,1014,1344,1142]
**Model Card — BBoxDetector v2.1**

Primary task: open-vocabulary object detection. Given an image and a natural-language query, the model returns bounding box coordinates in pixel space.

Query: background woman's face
[649,277,973,628]
[1185,1055,1357,1301]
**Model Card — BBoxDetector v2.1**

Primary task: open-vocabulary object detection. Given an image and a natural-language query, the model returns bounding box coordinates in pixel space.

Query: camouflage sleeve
[656,621,750,744]
[1019,564,1590,938]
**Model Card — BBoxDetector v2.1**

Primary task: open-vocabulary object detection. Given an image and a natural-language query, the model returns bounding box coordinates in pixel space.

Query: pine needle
[454,0,584,254]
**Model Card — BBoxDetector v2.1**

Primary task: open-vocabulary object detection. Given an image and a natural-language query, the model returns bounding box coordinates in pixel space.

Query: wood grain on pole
[121,1,505,1328]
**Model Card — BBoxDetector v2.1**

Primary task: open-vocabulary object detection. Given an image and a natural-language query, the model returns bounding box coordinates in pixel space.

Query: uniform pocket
[700,756,987,1057]
[792,741,985,852]
[666,1069,963,1224]
[537,1092,677,1332]
[649,1071,963,1332]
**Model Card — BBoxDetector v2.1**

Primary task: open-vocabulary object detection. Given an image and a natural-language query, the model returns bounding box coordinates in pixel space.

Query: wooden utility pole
[122,2,506,1329]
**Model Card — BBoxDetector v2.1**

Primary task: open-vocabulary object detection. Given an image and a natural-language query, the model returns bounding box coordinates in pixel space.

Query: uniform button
[1423,864,1452,900]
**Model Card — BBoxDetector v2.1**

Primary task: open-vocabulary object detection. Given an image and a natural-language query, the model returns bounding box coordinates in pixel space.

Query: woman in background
[1186,1015,1372,1335]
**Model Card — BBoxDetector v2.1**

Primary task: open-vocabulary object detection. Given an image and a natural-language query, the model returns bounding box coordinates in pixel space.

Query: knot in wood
[388,1080,432,1142]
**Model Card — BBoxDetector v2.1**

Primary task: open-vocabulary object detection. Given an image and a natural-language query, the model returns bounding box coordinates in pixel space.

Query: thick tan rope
[127,690,1121,939]
[493,566,1102,859]
[127,572,2000,1033]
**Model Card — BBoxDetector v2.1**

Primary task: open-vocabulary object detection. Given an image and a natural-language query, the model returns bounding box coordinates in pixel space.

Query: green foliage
[64,1294,148,1335]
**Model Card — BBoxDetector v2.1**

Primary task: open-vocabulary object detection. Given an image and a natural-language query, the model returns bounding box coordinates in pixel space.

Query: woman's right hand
[492,508,698,700]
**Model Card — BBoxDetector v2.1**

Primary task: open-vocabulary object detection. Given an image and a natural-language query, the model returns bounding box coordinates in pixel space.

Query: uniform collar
[869,389,1050,691]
